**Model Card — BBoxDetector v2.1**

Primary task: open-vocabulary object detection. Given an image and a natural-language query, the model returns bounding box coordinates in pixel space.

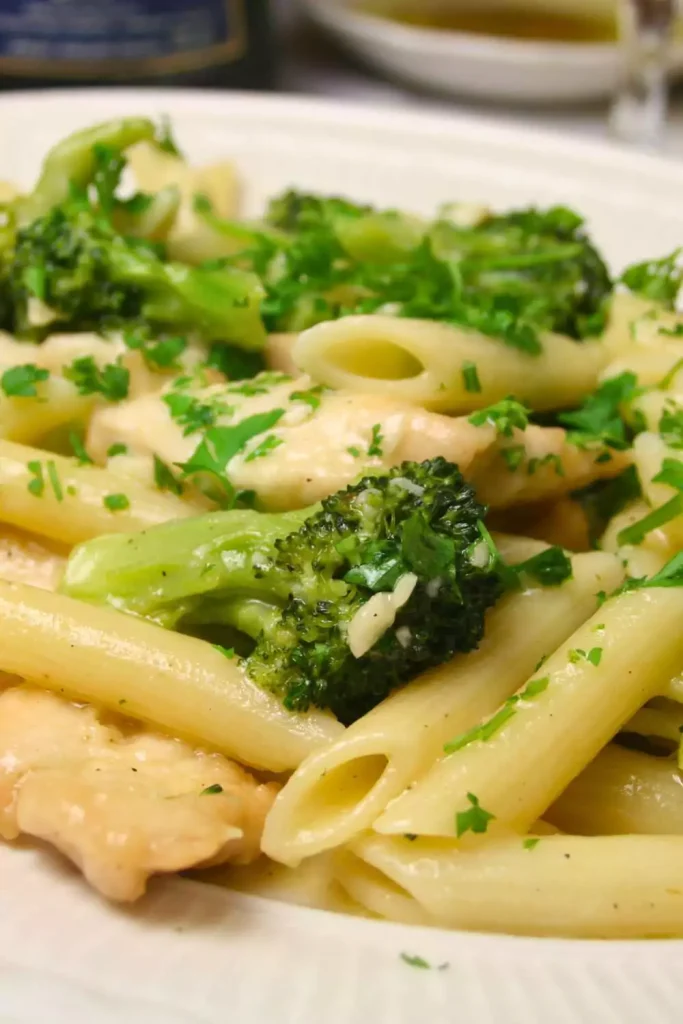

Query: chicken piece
[88,372,624,512]
[0,685,277,901]
[467,424,629,509]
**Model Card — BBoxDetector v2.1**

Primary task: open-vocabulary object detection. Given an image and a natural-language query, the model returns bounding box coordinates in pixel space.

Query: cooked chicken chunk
[88,372,624,512]
[0,686,277,901]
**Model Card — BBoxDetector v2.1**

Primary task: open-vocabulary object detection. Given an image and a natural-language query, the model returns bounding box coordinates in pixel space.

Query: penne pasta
[0,579,343,771]
[350,832,683,938]
[292,315,608,414]
[261,546,622,865]
[0,439,199,544]
[547,744,683,836]
[376,584,683,838]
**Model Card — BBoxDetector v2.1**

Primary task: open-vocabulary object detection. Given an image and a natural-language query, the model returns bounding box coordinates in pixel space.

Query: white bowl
[2,89,683,1024]
[301,0,683,104]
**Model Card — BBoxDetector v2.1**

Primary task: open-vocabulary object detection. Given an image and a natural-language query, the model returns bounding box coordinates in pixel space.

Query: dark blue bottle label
[0,0,245,77]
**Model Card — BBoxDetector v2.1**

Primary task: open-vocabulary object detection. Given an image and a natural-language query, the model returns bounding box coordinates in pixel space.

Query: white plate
[1,89,683,1024]
[302,0,683,104]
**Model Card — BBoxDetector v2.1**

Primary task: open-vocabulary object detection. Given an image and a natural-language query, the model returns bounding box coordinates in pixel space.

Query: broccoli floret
[0,119,266,350]
[253,190,613,347]
[61,458,503,724]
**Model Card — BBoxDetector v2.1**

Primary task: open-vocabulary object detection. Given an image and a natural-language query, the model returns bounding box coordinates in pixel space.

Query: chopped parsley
[527,452,565,477]
[621,249,683,306]
[46,461,63,502]
[659,406,683,449]
[124,330,187,371]
[445,675,550,755]
[244,434,284,462]
[616,552,683,593]
[69,431,93,466]
[64,356,130,402]
[568,647,603,666]
[512,546,573,588]
[178,409,286,505]
[347,446,361,458]
[103,493,130,512]
[400,954,431,969]
[523,837,540,851]
[368,423,384,457]
[26,459,63,500]
[501,444,525,472]
[461,361,481,393]
[106,443,128,458]
[26,460,44,497]
[455,792,495,839]
[156,115,183,157]
[201,783,224,795]
[559,372,638,450]
[163,391,224,436]
[290,385,325,410]
[652,458,683,491]
[212,644,236,659]
[1,364,49,398]
[153,454,184,495]
[617,494,683,546]
[469,397,530,437]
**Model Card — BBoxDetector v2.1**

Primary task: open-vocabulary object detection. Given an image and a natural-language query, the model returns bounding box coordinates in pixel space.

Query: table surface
[275,1,683,156]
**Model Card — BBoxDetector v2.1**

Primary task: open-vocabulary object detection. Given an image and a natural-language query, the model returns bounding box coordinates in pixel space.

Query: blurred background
[0,0,681,150]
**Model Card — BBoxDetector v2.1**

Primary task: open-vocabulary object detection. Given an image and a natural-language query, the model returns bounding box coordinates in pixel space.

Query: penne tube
[292,315,608,414]
[351,832,683,938]
[0,439,199,544]
[261,546,622,865]
[376,584,683,838]
[547,744,683,836]
[0,373,94,445]
[333,849,434,926]
[0,579,342,771]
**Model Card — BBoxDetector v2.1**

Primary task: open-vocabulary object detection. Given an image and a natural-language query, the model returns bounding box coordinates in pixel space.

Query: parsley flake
[652,458,683,491]
[178,409,285,504]
[523,837,540,851]
[103,493,130,512]
[212,644,236,659]
[244,434,283,463]
[26,460,44,497]
[347,446,361,458]
[290,385,325,410]
[201,783,224,795]
[46,460,63,502]
[1,364,49,398]
[368,423,384,457]
[617,494,683,547]
[153,454,183,495]
[69,431,93,466]
[469,397,530,437]
[461,361,481,393]
[568,647,603,666]
[400,953,431,970]
[455,792,495,838]
[106,443,128,458]
[64,357,130,402]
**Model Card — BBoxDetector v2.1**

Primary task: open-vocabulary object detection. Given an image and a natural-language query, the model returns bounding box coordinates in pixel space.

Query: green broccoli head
[248,457,502,722]
[61,458,502,724]
[2,126,266,350]
[255,190,613,346]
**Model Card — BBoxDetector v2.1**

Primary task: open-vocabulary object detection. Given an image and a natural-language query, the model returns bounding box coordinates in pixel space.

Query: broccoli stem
[62,506,312,627]
[16,118,156,227]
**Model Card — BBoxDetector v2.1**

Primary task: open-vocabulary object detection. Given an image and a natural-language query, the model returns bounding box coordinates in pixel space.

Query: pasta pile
[1,118,683,937]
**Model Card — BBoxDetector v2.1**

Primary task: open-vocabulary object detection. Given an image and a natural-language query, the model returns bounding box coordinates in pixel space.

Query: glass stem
[610,0,676,148]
